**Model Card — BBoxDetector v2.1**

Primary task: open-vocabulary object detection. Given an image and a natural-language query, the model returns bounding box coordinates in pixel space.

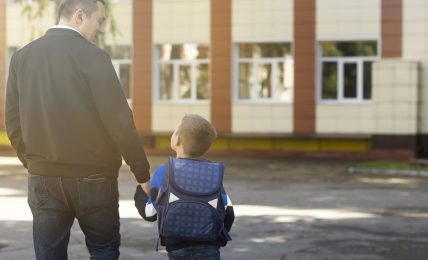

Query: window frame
[317,40,380,104]
[233,43,294,104]
[154,45,210,104]
[111,58,132,103]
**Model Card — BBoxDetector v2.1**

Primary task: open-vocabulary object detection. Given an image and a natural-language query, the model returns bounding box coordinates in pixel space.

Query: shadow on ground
[1,156,428,260]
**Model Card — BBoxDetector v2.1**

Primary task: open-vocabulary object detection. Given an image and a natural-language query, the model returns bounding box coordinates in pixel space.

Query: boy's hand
[139,181,150,195]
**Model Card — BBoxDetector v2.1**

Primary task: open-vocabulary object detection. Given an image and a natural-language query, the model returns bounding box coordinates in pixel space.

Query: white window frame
[317,41,379,104]
[112,59,132,103]
[154,47,210,104]
[233,44,294,104]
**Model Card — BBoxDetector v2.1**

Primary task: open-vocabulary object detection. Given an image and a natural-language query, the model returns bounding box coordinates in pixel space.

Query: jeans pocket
[77,175,116,212]
[28,174,49,208]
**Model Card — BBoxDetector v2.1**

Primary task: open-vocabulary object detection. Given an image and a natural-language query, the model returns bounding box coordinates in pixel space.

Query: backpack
[156,156,230,246]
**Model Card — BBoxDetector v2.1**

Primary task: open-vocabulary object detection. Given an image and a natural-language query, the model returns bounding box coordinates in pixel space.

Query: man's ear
[73,9,85,25]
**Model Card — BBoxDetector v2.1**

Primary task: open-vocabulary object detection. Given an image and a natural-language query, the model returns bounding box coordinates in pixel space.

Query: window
[156,44,210,102]
[105,45,132,99]
[319,41,378,102]
[236,43,293,102]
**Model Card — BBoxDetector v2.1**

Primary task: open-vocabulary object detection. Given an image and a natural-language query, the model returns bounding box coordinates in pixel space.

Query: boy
[134,114,234,260]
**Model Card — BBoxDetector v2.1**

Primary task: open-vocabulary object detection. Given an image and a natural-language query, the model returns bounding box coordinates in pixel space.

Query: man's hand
[139,181,150,195]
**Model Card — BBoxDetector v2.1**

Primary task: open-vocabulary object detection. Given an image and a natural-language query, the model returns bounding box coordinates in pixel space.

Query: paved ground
[1,155,428,260]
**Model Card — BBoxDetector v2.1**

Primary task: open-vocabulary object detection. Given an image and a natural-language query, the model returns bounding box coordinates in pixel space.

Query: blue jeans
[167,245,220,260]
[28,173,120,260]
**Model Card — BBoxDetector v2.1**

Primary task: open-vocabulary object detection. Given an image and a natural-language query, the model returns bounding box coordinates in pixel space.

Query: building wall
[2,0,425,158]
[211,0,232,133]
[317,0,381,40]
[402,0,427,134]
[132,0,152,132]
[6,2,132,47]
[153,104,210,132]
[232,0,294,134]
[153,0,210,44]
[232,104,293,133]
[6,2,55,48]
[232,0,293,42]
[151,0,211,133]
[0,0,5,129]
[317,105,374,134]
[372,60,418,135]
[315,0,381,134]
[105,1,132,46]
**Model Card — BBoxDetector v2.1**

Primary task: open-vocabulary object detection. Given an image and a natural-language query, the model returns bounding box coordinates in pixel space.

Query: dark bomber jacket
[5,28,150,182]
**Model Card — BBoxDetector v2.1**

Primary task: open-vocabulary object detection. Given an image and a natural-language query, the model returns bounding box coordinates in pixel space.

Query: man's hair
[176,114,217,157]
[58,0,105,19]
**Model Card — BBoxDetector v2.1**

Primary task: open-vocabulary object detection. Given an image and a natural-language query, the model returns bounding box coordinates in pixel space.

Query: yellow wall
[154,135,371,152]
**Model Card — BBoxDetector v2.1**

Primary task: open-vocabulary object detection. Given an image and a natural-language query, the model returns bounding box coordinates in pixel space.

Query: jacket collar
[45,27,84,38]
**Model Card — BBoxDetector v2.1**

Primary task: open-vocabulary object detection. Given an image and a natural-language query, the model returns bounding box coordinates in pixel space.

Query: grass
[0,132,11,146]
[355,160,428,171]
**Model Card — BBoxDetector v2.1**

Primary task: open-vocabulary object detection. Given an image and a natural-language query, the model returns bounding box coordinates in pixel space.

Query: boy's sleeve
[222,188,235,232]
[134,164,167,222]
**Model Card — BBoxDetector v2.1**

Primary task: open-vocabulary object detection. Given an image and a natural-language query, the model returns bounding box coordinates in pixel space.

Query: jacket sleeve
[134,164,167,222]
[134,185,158,222]
[86,51,150,183]
[5,54,27,168]
[222,188,235,232]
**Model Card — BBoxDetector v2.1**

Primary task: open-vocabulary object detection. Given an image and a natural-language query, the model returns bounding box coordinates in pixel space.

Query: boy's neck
[175,151,204,159]
[175,153,193,159]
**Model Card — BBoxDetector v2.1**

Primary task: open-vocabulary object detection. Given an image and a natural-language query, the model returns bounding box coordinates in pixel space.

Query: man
[5,0,150,259]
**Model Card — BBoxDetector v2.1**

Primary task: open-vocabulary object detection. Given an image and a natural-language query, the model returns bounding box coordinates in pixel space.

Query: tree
[20,0,118,46]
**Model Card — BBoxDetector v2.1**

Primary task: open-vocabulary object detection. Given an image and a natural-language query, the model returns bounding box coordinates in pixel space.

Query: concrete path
[1,155,428,260]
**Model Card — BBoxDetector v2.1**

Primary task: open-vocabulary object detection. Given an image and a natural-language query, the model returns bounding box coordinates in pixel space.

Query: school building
[0,0,427,159]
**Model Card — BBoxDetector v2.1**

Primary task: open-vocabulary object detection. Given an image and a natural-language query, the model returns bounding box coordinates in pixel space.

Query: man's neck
[51,23,82,37]
[56,20,81,33]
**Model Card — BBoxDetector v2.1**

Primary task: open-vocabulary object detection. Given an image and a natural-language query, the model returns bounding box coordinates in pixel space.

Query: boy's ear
[175,135,181,146]
[171,133,180,148]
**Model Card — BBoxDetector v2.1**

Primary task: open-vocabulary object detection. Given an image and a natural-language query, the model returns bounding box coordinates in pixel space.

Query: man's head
[57,0,106,42]
[171,114,217,158]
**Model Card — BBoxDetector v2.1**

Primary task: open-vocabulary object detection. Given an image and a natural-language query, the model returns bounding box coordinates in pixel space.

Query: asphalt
[1,155,428,260]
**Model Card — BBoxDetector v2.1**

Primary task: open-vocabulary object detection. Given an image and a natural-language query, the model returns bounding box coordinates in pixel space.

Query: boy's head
[171,114,217,158]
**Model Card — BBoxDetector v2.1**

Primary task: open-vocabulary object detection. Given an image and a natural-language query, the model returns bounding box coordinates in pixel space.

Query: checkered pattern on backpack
[158,157,226,242]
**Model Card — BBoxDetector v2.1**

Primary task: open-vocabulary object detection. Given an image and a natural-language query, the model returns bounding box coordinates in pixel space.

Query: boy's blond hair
[176,114,217,157]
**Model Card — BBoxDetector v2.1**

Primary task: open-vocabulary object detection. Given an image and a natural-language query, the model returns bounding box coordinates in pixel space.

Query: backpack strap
[155,157,173,205]
[155,157,173,251]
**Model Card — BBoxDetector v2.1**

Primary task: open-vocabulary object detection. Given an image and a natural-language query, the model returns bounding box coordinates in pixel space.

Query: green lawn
[0,132,11,146]
[355,160,428,171]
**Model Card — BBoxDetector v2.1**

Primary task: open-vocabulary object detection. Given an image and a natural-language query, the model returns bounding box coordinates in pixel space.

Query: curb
[348,167,428,177]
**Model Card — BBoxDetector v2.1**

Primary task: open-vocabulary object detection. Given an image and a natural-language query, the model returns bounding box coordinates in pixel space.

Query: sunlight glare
[235,205,378,220]
[0,157,22,166]
[0,188,24,196]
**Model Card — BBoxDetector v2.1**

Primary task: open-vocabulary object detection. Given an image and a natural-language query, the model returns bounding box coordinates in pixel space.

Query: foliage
[19,0,119,45]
